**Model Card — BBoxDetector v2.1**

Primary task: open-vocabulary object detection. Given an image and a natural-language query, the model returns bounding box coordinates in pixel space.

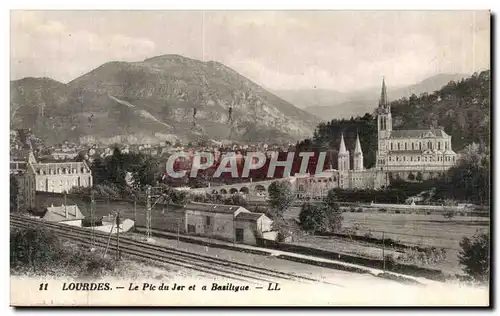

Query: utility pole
[146,186,152,239]
[177,221,180,248]
[103,214,116,259]
[382,231,386,272]
[116,211,121,260]
[233,213,236,246]
[90,190,95,250]
[133,195,137,228]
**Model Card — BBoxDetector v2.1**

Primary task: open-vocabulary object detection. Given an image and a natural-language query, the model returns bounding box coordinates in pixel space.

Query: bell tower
[377,77,392,141]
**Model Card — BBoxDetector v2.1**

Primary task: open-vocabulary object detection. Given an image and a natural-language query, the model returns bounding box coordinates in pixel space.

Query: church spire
[379,77,388,108]
[353,133,364,171]
[338,133,350,172]
[339,133,348,155]
[354,134,363,155]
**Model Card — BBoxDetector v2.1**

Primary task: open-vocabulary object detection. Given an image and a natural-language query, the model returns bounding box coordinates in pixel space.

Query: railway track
[10,215,341,287]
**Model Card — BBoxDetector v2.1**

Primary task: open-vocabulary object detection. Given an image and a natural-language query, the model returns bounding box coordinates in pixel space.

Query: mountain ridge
[272,73,470,119]
[10,54,319,145]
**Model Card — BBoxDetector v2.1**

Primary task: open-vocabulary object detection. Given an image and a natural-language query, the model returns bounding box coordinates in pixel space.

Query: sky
[10,10,490,92]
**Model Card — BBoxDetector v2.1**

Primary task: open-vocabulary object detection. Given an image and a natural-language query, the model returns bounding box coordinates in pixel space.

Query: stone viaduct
[190,178,293,196]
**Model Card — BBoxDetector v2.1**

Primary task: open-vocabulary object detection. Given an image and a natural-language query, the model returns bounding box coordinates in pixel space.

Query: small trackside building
[183,202,276,245]
[235,212,274,245]
[39,204,85,225]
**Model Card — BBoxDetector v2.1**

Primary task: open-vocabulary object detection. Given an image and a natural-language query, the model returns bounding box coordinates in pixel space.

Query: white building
[374,78,457,180]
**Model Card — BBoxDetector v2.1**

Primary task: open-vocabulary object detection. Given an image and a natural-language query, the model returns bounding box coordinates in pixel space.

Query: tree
[324,189,339,210]
[11,227,116,277]
[408,172,415,181]
[416,171,423,182]
[224,194,248,207]
[298,201,343,233]
[447,143,490,204]
[323,205,343,232]
[74,152,87,162]
[323,189,343,231]
[458,230,490,283]
[10,175,19,213]
[267,181,295,218]
[299,203,325,233]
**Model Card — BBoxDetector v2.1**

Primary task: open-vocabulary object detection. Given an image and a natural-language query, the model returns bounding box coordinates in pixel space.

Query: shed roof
[43,204,84,222]
[184,202,244,214]
[236,212,267,221]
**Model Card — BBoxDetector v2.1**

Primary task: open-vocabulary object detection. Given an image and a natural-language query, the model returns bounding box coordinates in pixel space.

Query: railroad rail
[10,214,341,287]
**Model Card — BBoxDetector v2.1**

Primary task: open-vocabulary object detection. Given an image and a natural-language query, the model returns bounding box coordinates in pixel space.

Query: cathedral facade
[337,78,457,190]
[290,78,459,196]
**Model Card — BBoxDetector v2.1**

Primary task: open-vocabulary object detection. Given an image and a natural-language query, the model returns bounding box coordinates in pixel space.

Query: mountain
[268,88,350,109]
[10,55,319,145]
[272,73,469,120]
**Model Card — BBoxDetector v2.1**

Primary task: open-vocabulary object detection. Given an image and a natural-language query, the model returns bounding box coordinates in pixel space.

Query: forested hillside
[298,70,490,169]
[390,70,490,150]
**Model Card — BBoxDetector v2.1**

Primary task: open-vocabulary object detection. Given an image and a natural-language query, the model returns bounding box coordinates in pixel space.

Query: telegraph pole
[116,211,121,260]
[146,186,152,239]
[382,231,386,272]
[177,221,180,248]
[90,190,95,250]
[133,195,137,229]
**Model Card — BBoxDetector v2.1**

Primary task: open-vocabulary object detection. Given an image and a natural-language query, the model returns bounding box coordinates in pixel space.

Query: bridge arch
[240,187,249,194]
[229,188,239,194]
[254,184,266,192]
[220,188,228,195]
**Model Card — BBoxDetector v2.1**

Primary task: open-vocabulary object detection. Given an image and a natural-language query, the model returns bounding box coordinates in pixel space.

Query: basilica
[339,78,458,189]
[296,78,458,195]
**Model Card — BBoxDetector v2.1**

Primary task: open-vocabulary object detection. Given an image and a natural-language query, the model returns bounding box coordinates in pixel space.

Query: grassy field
[284,207,490,275]
[285,207,489,250]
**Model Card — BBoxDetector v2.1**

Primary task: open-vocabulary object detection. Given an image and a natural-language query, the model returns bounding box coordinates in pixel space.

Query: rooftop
[236,212,266,221]
[43,204,84,222]
[184,202,244,214]
[390,129,448,139]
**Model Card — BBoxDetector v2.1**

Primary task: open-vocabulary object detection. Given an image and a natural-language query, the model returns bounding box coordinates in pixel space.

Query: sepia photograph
[8,9,491,307]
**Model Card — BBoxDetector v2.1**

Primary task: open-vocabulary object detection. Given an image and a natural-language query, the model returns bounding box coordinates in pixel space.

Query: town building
[13,151,93,194]
[27,160,93,193]
[183,202,275,245]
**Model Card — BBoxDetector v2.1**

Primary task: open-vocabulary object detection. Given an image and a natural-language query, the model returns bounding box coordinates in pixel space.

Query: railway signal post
[145,186,167,242]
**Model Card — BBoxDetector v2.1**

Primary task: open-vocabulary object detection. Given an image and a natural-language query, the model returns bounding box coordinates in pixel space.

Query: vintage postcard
[9,10,491,306]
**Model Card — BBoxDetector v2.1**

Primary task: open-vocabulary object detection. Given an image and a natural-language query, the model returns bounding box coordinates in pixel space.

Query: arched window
[412,143,414,150]
[397,143,400,150]
[419,143,422,150]
[405,143,407,150]
[390,143,393,150]
[428,141,432,149]
[438,142,441,150]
